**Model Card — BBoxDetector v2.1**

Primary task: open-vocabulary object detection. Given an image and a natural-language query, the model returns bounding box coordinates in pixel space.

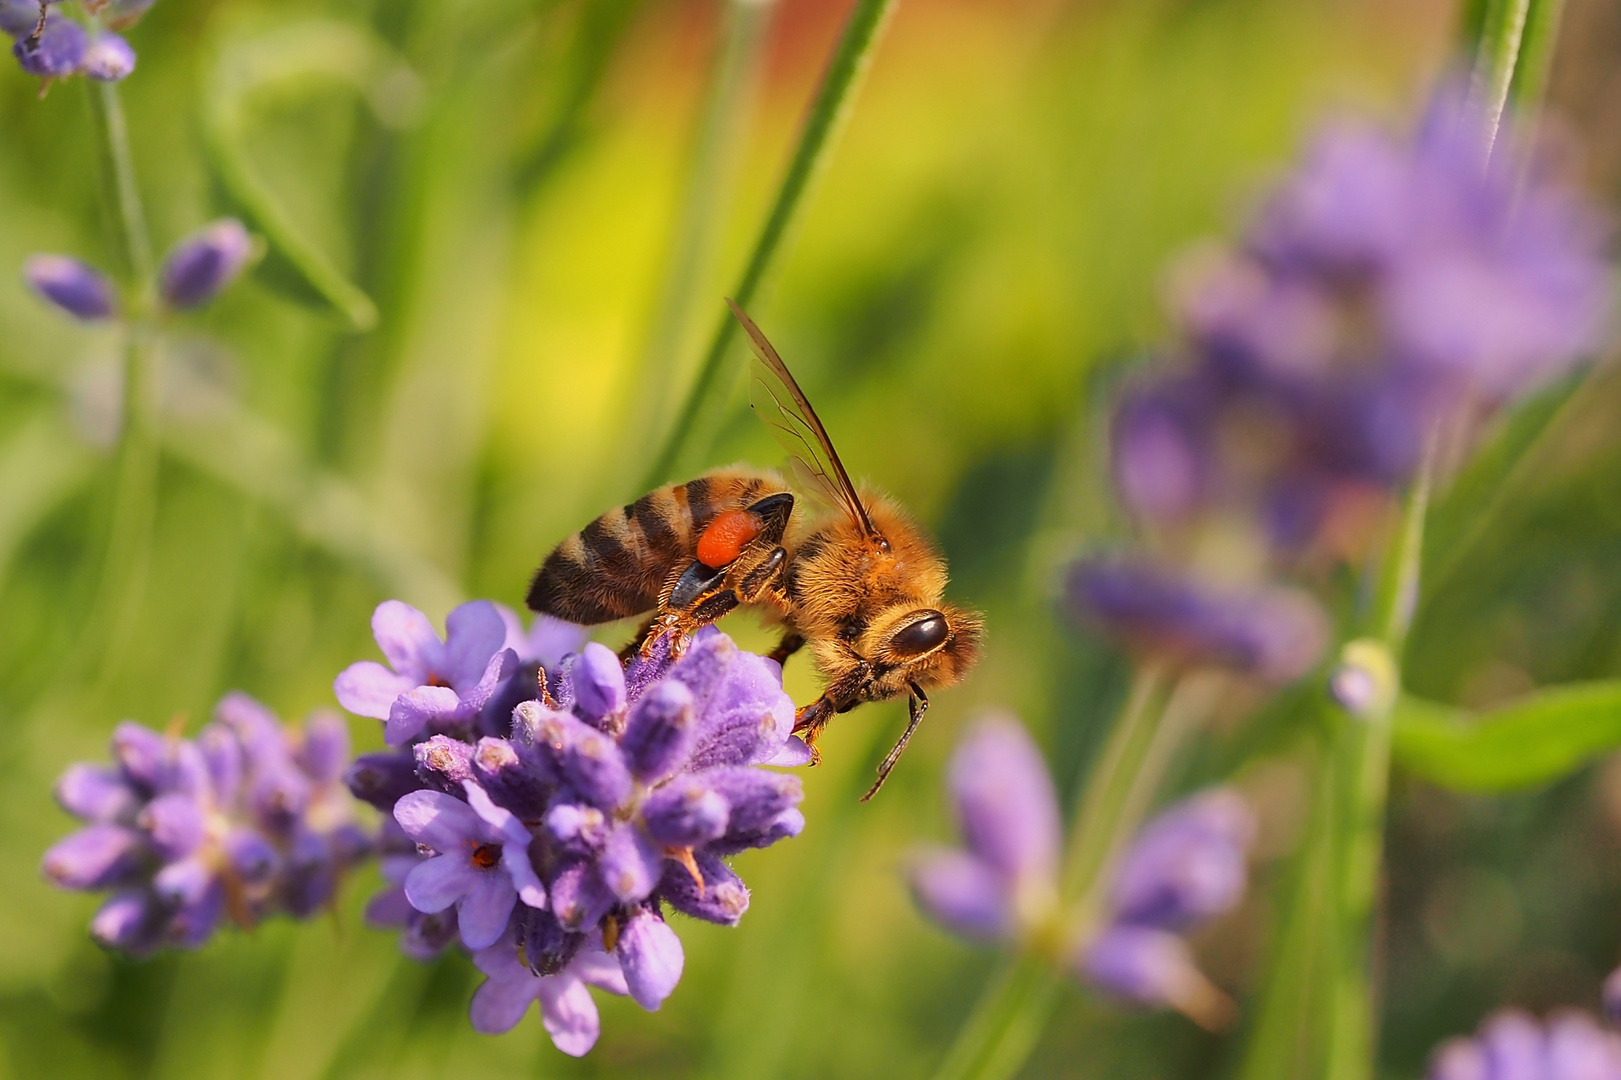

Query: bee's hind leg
[768,632,804,668]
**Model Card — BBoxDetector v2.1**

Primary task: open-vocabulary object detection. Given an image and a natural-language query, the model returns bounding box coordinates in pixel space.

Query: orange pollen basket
[696,508,764,569]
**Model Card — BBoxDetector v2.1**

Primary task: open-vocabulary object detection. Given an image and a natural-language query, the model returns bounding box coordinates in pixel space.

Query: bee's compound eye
[889,611,948,657]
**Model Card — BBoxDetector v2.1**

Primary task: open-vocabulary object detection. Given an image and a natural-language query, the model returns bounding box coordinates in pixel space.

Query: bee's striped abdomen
[526,470,784,625]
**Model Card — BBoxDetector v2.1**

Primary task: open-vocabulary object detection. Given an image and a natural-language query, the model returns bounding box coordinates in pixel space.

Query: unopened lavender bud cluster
[1428,1009,1621,1079]
[337,600,810,1055]
[22,218,253,323]
[42,694,369,954]
[909,717,1254,1028]
[6,0,145,84]
[1070,87,1612,682]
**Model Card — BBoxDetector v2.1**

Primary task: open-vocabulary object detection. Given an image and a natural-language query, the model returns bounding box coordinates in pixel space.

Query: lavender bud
[528,708,632,811]
[512,906,579,976]
[12,16,85,78]
[950,717,1061,886]
[54,763,137,822]
[41,824,144,890]
[1109,788,1255,931]
[598,822,661,904]
[545,803,609,852]
[296,711,350,783]
[470,737,549,819]
[1477,1010,1545,1077]
[414,734,474,785]
[89,890,159,954]
[1427,1038,1489,1080]
[1329,639,1397,719]
[620,679,695,782]
[698,767,800,837]
[658,853,749,926]
[615,908,684,1011]
[81,32,134,81]
[136,793,206,860]
[159,219,252,309]
[111,721,168,791]
[197,725,243,807]
[222,827,278,884]
[549,860,614,932]
[640,778,730,848]
[23,255,116,321]
[1545,1011,1621,1077]
[571,642,627,725]
[344,749,420,811]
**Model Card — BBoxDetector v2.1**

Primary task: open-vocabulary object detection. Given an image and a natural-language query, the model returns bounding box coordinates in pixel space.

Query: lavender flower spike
[24,255,116,321]
[909,715,1061,944]
[43,695,368,955]
[159,219,253,309]
[82,33,135,82]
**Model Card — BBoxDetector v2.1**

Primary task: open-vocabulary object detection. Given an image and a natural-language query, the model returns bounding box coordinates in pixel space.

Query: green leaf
[202,20,423,330]
[1391,682,1621,792]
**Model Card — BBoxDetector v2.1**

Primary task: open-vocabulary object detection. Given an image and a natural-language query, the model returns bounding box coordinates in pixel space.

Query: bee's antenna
[860,684,928,802]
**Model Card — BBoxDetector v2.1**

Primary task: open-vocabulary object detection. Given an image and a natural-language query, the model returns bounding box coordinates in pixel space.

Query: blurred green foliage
[3,0,1620,1077]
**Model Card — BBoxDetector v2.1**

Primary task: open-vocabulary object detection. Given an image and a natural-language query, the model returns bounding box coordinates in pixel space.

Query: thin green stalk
[81,81,160,677]
[1321,441,1435,1080]
[631,0,776,472]
[640,0,899,488]
[930,665,1214,1080]
[1470,0,1531,157]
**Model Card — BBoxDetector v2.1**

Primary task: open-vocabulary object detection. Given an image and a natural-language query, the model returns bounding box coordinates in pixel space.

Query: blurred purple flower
[1067,555,1329,684]
[1107,787,1255,931]
[24,255,116,321]
[1428,1009,1621,1080]
[159,219,253,309]
[81,32,134,81]
[42,695,368,954]
[12,15,83,78]
[0,0,38,38]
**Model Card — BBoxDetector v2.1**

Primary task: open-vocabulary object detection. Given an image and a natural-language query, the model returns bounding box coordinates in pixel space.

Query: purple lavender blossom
[42,695,368,954]
[334,599,517,745]
[909,717,1252,1028]
[23,255,116,321]
[11,15,83,78]
[1427,1009,1621,1080]
[1067,556,1329,684]
[159,219,253,309]
[341,604,808,1053]
[81,32,134,81]
[909,716,1060,942]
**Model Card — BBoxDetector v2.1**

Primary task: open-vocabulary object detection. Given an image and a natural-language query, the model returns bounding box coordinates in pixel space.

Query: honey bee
[527,300,983,799]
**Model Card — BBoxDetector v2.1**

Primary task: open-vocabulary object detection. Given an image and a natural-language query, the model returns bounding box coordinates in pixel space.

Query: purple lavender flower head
[340,604,808,1054]
[1427,1009,1621,1080]
[909,715,1061,943]
[159,219,254,309]
[1067,555,1328,684]
[42,695,368,955]
[12,15,84,78]
[81,32,134,81]
[24,255,116,321]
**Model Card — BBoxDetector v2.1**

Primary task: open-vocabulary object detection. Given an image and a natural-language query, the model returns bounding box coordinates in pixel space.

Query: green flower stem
[931,954,1063,1080]
[83,80,160,675]
[631,0,777,473]
[930,664,1217,1080]
[1321,440,1436,1080]
[639,0,899,488]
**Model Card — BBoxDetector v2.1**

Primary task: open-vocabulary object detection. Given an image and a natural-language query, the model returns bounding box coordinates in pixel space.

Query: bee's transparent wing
[729,299,877,538]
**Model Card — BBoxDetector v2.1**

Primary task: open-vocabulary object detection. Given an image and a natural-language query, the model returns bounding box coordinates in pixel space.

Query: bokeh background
[4,0,1621,1076]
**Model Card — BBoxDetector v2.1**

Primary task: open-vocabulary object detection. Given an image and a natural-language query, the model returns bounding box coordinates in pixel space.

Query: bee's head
[865,602,985,692]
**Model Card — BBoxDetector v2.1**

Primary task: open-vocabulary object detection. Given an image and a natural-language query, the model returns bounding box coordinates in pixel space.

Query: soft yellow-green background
[6,0,1621,1076]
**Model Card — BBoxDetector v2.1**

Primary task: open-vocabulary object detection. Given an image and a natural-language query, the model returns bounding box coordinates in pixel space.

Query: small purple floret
[82,32,134,81]
[24,255,116,321]
[159,219,253,309]
[12,16,84,78]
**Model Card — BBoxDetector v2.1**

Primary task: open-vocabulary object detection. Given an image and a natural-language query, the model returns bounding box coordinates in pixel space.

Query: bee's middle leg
[768,631,805,667]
